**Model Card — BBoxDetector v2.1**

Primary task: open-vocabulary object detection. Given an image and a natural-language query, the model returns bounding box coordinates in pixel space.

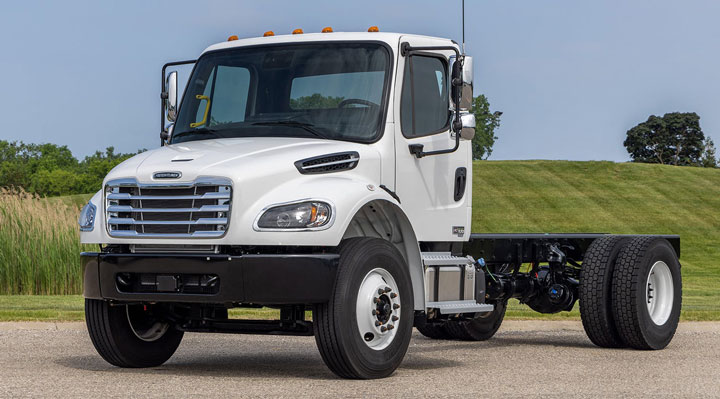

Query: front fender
[231,175,400,246]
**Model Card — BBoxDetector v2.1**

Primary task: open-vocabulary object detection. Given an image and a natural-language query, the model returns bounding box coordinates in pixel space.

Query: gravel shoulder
[1,321,719,398]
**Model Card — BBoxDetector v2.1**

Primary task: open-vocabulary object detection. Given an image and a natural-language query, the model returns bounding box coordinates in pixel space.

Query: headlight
[78,202,97,232]
[257,201,332,229]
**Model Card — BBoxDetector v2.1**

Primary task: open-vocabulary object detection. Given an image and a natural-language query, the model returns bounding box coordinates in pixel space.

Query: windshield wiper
[172,127,222,140]
[251,121,330,140]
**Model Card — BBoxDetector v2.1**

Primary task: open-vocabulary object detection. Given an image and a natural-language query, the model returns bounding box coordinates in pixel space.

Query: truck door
[393,36,472,242]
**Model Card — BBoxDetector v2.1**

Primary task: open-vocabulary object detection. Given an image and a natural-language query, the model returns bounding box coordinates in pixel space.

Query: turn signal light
[322,27,333,33]
[292,28,303,35]
[368,26,379,32]
[227,35,239,41]
[263,31,275,37]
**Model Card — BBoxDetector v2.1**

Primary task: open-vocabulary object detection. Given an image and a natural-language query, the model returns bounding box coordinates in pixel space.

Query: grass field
[0,160,718,321]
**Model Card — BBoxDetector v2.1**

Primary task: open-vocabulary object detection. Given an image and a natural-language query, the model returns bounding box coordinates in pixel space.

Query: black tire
[85,299,184,367]
[579,235,630,348]
[444,300,507,341]
[415,320,451,339]
[313,238,414,379]
[611,237,682,350]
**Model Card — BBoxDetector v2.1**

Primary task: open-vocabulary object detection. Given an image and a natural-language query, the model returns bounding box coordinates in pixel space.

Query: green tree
[624,112,705,166]
[700,138,718,168]
[471,95,502,160]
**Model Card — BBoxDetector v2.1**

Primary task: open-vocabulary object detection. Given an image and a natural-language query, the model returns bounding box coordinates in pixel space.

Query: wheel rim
[126,305,169,342]
[646,261,674,325]
[356,267,401,350]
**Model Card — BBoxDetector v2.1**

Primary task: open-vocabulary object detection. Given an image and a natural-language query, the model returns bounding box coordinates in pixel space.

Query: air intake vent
[295,152,359,174]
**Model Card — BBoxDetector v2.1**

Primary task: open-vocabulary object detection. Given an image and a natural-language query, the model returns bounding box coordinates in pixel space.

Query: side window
[400,56,449,137]
[208,66,250,126]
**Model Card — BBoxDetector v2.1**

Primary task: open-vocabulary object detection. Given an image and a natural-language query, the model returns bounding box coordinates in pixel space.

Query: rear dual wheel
[580,236,681,350]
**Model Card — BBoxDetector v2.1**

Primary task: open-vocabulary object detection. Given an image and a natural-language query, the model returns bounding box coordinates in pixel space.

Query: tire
[415,320,451,339]
[611,237,682,350]
[579,235,630,348]
[444,300,507,341]
[313,238,414,379]
[85,299,184,367]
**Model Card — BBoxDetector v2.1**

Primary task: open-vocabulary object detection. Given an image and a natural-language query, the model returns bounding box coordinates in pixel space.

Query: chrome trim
[253,198,336,232]
[107,204,229,213]
[104,176,232,239]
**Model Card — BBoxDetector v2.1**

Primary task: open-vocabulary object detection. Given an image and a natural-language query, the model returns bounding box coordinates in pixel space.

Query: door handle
[454,167,467,201]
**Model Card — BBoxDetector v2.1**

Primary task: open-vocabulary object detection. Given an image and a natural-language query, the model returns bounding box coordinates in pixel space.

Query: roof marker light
[292,28,303,35]
[322,27,333,33]
[227,35,239,41]
[368,26,379,32]
[263,31,275,37]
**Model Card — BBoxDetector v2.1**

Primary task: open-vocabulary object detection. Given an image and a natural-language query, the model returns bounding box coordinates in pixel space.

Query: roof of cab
[202,32,456,55]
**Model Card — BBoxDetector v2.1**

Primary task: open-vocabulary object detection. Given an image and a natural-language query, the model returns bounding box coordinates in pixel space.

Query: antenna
[462,0,466,54]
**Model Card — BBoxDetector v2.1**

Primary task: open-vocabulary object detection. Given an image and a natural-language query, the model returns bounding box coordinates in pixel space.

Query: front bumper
[82,252,339,304]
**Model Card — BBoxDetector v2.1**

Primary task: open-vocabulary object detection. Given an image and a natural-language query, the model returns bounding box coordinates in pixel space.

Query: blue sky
[1,0,718,161]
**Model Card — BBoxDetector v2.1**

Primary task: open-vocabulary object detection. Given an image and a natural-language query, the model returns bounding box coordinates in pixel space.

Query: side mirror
[451,56,474,110]
[165,71,178,122]
[459,113,475,141]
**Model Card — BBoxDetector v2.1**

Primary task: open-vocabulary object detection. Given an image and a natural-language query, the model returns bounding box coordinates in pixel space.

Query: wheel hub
[356,268,401,350]
[646,261,674,326]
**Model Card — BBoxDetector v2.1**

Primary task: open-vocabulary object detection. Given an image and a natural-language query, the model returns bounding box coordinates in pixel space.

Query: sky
[1,0,718,161]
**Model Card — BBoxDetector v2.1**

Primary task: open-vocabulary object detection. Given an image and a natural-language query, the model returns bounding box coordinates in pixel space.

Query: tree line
[0,140,143,196]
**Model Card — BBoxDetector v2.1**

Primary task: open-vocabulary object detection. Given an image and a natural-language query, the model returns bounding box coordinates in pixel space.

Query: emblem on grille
[153,171,182,179]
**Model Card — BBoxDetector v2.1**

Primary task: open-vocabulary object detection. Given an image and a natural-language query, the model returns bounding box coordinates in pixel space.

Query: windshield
[172,43,390,144]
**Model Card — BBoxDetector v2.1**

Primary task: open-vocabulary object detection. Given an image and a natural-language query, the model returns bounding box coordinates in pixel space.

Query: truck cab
[79,29,682,379]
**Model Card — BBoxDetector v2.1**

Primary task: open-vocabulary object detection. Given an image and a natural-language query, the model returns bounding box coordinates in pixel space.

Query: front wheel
[313,238,414,379]
[85,299,184,367]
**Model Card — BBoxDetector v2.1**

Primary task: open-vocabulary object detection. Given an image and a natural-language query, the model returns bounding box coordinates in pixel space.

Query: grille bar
[107,192,231,200]
[105,177,232,238]
[108,217,228,225]
[107,205,230,213]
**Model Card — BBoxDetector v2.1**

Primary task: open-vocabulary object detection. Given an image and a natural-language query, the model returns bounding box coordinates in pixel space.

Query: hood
[105,137,376,184]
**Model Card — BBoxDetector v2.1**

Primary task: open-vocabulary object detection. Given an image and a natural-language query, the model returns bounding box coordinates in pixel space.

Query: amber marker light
[227,35,239,41]
[368,26,379,32]
[263,31,275,37]
[322,27,333,33]
[292,28,303,34]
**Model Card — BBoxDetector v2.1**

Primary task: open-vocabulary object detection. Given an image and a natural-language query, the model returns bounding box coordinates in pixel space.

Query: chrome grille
[105,177,232,238]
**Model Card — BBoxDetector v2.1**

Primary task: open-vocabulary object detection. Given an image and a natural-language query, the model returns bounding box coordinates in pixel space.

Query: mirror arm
[160,59,196,146]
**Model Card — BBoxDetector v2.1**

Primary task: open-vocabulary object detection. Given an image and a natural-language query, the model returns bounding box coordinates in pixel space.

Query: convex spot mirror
[165,71,178,122]
[459,113,476,141]
[450,56,473,110]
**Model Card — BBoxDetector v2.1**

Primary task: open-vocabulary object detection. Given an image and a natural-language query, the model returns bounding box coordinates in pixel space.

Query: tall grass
[0,188,90,294]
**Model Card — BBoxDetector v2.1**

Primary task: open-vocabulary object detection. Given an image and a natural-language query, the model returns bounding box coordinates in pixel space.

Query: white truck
[79,28,682,379]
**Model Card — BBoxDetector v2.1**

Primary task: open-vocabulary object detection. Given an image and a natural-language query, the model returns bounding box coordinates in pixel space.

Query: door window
[400,56,449,137]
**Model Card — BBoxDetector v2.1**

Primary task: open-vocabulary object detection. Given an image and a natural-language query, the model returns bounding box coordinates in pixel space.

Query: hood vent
[295,152,359,174]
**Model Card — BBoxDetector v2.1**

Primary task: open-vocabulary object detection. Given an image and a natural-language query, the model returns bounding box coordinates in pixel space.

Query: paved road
[1,321,718,398]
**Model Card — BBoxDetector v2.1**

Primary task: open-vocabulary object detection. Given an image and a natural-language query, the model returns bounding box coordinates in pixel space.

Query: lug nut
[381,326,388,332]
[392,316,399,321]
[384,287,392,293]
[393,304,400,310]
[375,320,382,327]
[374,297,381,304]
[378,288,385,295]
[390,293,398,299]
[387,324,395,330]
[372,310,378,315]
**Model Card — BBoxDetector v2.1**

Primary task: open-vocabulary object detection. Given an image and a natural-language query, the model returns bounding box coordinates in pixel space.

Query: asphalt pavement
[1,320,718,398]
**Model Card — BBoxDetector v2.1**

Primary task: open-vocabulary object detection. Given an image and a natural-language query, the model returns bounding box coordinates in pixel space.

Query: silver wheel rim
[126,305,169,342]
[356,268,401,350]
[646,261,674,325]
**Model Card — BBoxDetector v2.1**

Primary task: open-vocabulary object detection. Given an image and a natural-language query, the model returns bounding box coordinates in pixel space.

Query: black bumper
[82,252,339,304]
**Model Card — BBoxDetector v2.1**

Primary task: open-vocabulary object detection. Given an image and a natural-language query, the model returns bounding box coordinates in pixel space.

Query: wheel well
[342,200,424,310]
